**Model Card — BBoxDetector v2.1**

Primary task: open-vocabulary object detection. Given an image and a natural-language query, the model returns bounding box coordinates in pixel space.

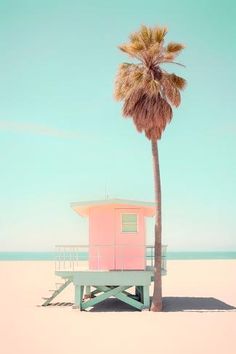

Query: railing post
[152,246,154,267]
[55,246,57,271]
[76,246,79,268]
[96,246,100,270]
[59,246,61,271]
[122,245,124,271]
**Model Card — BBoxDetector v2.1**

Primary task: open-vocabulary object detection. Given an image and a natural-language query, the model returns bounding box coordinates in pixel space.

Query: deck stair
[42,279,72,306]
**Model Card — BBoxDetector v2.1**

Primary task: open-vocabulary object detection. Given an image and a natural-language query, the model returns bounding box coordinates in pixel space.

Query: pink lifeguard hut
[42,198,167,311]
[71,198,155,271]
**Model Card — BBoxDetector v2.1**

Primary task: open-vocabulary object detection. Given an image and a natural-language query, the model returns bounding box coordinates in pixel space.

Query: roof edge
[70,198,155,209]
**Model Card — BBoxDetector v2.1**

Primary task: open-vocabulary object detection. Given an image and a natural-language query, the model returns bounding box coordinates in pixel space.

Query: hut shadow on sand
[87,296,236,312]
[162,297,236,312]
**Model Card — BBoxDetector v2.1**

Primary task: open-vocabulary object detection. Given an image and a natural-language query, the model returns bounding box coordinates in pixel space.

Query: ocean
[0,251,235,261]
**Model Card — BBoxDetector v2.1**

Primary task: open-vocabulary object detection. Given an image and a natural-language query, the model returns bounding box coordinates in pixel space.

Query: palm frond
[139,25,153,48]
[162,52,176,62]
[146,42,162,62]
[147,79,161,96]
[161,75,181,107]
[168,74,187,90]
[144,96,172,140]
[114,63,144,101]
[122,89,145,117]
[162,61,186,67]
[153,26,168,43]
[129,32,140,44]
[124,92,172,141]
[119,44,140,57]
[166,42,185,53]
[130,41,145,52]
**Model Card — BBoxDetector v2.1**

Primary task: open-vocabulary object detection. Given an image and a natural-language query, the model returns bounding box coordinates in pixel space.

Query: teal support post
[74,285,84,310]
[85,285,91,295]
[135,286,142,301]
[139,286,144,303]
[142,285,150,310]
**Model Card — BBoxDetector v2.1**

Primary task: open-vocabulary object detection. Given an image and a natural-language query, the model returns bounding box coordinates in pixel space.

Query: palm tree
[114,25,186,311]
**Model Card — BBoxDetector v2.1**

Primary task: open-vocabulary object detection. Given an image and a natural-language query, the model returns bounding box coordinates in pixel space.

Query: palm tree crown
[114,25,186,140]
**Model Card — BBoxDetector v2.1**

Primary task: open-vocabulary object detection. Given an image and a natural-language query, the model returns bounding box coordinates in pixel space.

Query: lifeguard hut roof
[71,198,155,217]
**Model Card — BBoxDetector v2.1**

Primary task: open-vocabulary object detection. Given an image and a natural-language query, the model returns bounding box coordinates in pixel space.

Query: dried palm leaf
[153,26,168,43]
[139,25,153,48]
[129,32,141,44]
[114,63,144,100]
[118,44,143,59]
[161,76,181,107]
[145,42,162,65]
[122,89,145,117]
[163,52,176,61]
[168,74,187,90]
[144,95,173,140]
[166,42,185,54]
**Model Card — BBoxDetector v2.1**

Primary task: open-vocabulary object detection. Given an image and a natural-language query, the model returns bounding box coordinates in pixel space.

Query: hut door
[115,208,145,270]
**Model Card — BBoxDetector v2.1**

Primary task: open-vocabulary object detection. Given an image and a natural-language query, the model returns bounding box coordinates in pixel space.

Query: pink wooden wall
[88,204,146,270]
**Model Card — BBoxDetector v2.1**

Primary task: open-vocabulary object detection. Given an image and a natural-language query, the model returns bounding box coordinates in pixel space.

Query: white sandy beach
[0,260,235,354]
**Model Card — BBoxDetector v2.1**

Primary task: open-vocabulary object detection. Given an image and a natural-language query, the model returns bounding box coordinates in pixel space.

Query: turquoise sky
[0,0,235,251]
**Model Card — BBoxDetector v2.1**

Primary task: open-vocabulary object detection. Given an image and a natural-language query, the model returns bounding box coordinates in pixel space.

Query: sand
[0,260,235,354]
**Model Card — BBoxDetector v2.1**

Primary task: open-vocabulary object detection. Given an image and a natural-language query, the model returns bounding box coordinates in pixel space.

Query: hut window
[121,214,137,233]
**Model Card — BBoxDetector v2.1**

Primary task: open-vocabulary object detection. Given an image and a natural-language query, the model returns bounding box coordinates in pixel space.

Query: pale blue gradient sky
[0,0,235,251]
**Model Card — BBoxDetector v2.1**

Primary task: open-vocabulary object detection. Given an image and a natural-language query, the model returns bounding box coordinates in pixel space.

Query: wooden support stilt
[74,285,84,310]
[85,285,91,295]
[142,285,150,310]
[135,286,142,301]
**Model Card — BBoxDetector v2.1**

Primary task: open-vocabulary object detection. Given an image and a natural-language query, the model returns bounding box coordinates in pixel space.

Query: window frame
[121,213,138,234]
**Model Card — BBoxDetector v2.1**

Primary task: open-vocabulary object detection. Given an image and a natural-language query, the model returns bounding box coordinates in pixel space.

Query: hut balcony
[55,244,167,274]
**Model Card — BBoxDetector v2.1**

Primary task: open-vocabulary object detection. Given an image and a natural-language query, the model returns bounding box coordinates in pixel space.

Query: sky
[0,0,235,251]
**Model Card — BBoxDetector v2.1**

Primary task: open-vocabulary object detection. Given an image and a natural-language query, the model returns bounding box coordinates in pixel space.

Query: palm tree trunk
[150,140,162,312]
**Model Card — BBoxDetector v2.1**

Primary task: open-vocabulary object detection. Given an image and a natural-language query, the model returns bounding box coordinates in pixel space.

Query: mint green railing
[55,244,167,272]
